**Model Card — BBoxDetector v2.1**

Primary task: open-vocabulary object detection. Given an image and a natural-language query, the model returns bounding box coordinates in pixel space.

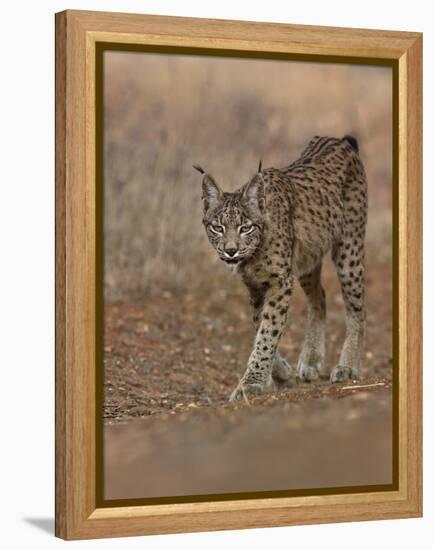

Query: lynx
[194,135,367,402]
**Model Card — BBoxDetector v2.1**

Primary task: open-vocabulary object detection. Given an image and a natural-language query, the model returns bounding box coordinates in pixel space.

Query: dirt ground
[103,257,394,500]
[105,390,392,500]
[104,258,392,423]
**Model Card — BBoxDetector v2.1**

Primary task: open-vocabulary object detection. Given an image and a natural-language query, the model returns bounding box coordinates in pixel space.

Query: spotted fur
[195,135,368,401]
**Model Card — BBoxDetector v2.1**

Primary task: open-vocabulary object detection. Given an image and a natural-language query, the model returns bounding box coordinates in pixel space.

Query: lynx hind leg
[331,237,366,383]
[297,264,326,382]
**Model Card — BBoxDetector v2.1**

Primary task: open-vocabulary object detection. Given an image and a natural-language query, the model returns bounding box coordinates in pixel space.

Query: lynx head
[194,163,265,265]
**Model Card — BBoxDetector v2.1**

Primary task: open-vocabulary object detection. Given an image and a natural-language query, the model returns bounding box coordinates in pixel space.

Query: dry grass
[103,51,393,301]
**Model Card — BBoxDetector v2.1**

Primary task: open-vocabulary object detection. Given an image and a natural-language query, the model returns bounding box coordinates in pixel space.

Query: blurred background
[104,52,392,298]
[103,51,394,499]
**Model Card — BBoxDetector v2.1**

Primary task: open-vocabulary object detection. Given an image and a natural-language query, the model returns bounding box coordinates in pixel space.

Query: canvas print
[102,50,394,501]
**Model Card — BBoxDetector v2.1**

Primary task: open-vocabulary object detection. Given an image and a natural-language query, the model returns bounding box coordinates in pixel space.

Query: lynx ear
[193,165,223,211]
[242,173,265,213]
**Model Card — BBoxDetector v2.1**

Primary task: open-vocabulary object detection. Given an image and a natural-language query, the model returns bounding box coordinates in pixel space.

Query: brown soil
[104,259,393,423]
[103,261,394,499]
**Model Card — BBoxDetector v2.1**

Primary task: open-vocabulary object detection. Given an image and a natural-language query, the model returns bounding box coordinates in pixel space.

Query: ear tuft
[193,164,205,175]
[258,160,263,173]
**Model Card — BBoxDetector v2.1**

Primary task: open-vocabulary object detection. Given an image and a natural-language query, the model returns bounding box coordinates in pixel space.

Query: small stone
[136,323,149,334]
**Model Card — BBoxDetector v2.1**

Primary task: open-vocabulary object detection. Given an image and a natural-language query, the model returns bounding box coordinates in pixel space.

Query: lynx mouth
[222,257,243,265]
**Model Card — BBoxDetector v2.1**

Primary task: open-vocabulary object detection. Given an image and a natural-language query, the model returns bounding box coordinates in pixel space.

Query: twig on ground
[340,382,386,391]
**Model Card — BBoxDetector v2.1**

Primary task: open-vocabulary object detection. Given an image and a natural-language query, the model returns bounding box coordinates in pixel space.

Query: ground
[104,258,392,422]
[103,259,394,500]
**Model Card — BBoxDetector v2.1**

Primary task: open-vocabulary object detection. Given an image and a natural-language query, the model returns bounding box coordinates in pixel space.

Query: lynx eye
[209,224,224,235]
[239,225,255,235]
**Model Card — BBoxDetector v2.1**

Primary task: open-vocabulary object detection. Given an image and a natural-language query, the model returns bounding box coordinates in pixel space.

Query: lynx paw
[297,360,321,382]
[272,357,295,388]
[229,379,274,403]
[330,365,360,383]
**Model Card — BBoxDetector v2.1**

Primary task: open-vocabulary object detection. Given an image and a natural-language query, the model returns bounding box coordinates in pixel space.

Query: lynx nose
[224,247,238,258]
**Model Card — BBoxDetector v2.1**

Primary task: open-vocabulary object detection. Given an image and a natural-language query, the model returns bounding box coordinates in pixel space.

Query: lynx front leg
[248,285,294,388]
[230,277,294,402]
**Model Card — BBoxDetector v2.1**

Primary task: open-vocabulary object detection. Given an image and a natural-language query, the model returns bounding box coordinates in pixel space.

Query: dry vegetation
[104,52,393,300]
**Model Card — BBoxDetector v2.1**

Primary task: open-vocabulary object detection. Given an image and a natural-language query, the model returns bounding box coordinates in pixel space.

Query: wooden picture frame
[55,9,422,540]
